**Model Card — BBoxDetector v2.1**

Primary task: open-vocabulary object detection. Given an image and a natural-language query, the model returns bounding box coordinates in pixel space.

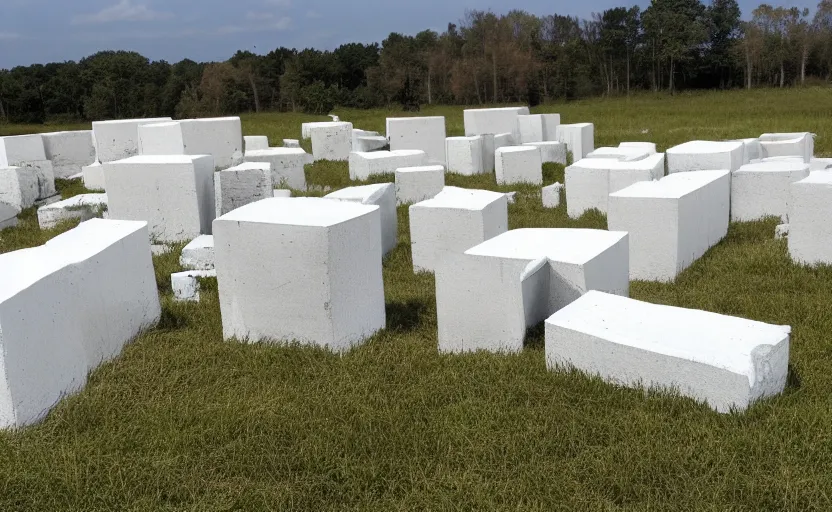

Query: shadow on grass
[385,299,431,332]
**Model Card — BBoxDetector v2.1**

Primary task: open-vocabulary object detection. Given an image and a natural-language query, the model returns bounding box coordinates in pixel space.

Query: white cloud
[217,17,292,35]
[0,32,20,40]
[264,0,291,7]
[306,10,321,19]
[71,0,173,25]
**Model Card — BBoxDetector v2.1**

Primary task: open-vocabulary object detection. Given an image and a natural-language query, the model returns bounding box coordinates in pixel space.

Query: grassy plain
[1,88,832,510]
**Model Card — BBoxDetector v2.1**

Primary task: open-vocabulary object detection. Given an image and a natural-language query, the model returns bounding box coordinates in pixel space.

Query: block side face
[446,138,484,175]
[480,197,509,240]
[395,168,445,205]
[181,118,244,169]
[311,123,353,162]
[496,148,543,185]
[138,123,185,156]
[215,167,273,216]
[244,152,307,190]
[387,117,447,165]
[609,196,679,282]
[566,166,609,218]
[731,170,810,222]
[41,131,96,178]
[93,118,173,163]
[410,206,494,273]
[192,156,217,235]
[789,181,832,264]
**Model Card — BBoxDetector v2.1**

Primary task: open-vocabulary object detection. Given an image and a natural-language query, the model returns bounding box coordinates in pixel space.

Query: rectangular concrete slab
[732,160,810,222]
[387,116,446,165]
[92,117,172,163]
[495,146,543,185]
[244,148,308,190]
[446,136,484,176]
[463,107,529,141]
[310,122,353,161]
[667,140,744,174]
[395,165,445,205]
[139,117,244,170]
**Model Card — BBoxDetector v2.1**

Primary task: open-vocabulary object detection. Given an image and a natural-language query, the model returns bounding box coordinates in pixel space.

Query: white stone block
[463,107,530,141]
[667,141,744,174]
[138,117,244,170]
[37,193,108,230]
[542,182,563,208]
[540,114,561,141]
[213,198,386,352]
[729,138,762,164]
[0,202,18,230]
[92,117,172,163]
[103,155,215,243]
[180,234,215,270]
[565,154,666,218]
[325,183,398,256]
[788,171,832,265]
[0,135,55,199]
[523,141,567,165]
[608,171,730,282]
[395,165,445,205]
[0,166,38,210]
[517,114,544,144]
[494,133,514,149]
[556,123,594,160]
[446,136,484,176]
[82,162,104,191]
[353,135,388,153]
[731,159,810,222]
[619,142,657,154]
[245,135,270,151]
[214,162,273,216]
[19,160,56,200]
[0,218,160,428]
[436,228,629,353]
[349,150,427,180]
[310,122,353,161]
[41,131,96,178]
[387,116,446,165]
[283,139,301,148]
[760,132,814,163]
[273,189,291,198]
[301,122,336,139]
[409,186,508,273]
[244,148,308,190]
[495,146,543,185]
[545,291,791,413]
[172,270,216,302]
[587,144,653,161]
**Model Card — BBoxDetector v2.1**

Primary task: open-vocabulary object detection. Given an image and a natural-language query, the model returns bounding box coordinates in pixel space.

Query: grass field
[2,88,832,510]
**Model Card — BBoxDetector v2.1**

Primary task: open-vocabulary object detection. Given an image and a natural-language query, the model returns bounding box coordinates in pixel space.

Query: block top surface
[523,141,564,147]
[446,136,482,142]
[412,186,505,211]
[107,154,210,165]
[496,146,539,155]
[142,121,180,129]
[354,150,424,160]
[546,291,791,379]
[397,165,445,174]
[736,160,810,174]
[571,153,664,171]
[667,140,743,154]
[325,183,392,202]
[464,107,529,113]
[387,116,444,122]
[611,170,729,199]
[559,123,593,129]
[183,234,214,250]
[224,162,271,172]
[92,117,171,127]
[795,170,832,186]
[245,148,307,157]
[40,193,108,210]
[216,197,379,227]
[466,228,628,265]
[760,132,812,141]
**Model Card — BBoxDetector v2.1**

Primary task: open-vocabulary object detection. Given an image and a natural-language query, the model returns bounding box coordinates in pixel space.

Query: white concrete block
[619,142,657,154]
[387,116,446,165]
[214,162,273,216]
[731,160,810,222]
[172,270,216,302]
[349,150,427,180]
[788,171,832,265]
[409,187,508,273]
[517,114,545,144]
[523,141,567,165]
[540,114,561,141]
[587,143,653,161]
[244,148,308,190]
[0,202,18,230]
[273,189,292,198]
[138,117,244,170]
[608,171,730,282]
[760,132,814,163]
[436,228,629,353]
[213,197,386,352]
[0,166,38,210]
[103,155,216,243]
[245,135,270,151]
[729,138,762,164]
[301,122,337,139]
[463,107,530,141]
[545,291,791,413]
[37,193,108,230]
[0,218,160,428]
[41,131,96,178]
[325,183,398,256]
[556,123,594,160]
[180,234,215,270]
[494,133,515,149]
[0,135,55,199]
[82,162,105,191]
[542,182,563,208]
[310,122,353,161]
[19,160,56,200]
[446,136,484,176]
[667,141,744,174]
[92,117,172,163]
[283,139,301,148]
[566,154,666,218]
[353,135,388,153]
[395,165,445,205]
[495,146,543,185]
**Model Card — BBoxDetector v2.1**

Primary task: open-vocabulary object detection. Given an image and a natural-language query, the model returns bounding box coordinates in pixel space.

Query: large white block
[667,141,744,174]
[760,132,814,163]
[0,135,55,199]
[244,148,308,190]
[92,117,172,163]
[103,155,216,243]
[349,150,427,180]
[302,121,337,139]
[463,107,529,141]
[310,122,353,161]
[180,234,215,270]
[41,131,96,179]
[0,166,38,210]
[395,165,445,205]
[495,146,543,185]
[138,117,244,170]
[565,154,666,218]
[172,270,216,302]
[788,171,832,265]
[542,182,564,208]
[729,138,762,164]
[387,116,446,165]
[0,218,160,428]
[732,160,810,222]
[37,193,108,230]
[517,114,544,144]
[0,202,18,229]
[325,183,398,256]
[409,186,508,273]
[545,291,790,413]
[540,114,561,141]
[82,162,104,191]
[608,171,730,282]
[213,198,386,352]
[436,228,629,353]
[556,123,594,160]
[446,136,484,175]
[22,160,57,200]
[523,141,567,165]
[244,135,270,151]
[214,162,273,216]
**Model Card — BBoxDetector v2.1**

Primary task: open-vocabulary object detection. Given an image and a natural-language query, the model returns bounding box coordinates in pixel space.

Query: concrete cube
[0,202,18,230]
[213,198,386,352]
[446,136,484,176]
[138,117,244,170]
[464,107,530,141]
[566,154,665,218]
[103,155,215,243]
[788,171,832,265]
[325,183,398,256]
[245,135,270,151]
[244,148,308,190]
[495,146,543,185]
[172,270,216,302]
[395,165,445,205]
[82,162,104,191]
[180,234,215,270]
[349,150,427,180]
[523,141,567,165]
[387,116,446,165]
[545,291,790,413]
[0,166,38,210]
[732,159,810,222]
[214,162,273,216]
[21,160,57,200]
[310,122,353,161]
[542,182,564,208]
[729,138,762,164]
[517,114,545,144]
[283,139,301,148]
[0,135,55,200]
[353,135,389,153]
[0,218,160,428]
[301,122,337,139]
[41,131,96,178]
[37,193,108,230]
[557,123,595,160]
[540,114,561,141]
[92,117,172,163]
[608,171,730,282]
[409,186,508,273]
[760,132,814,163]
[436,228,629,353]
[667,141,744,174]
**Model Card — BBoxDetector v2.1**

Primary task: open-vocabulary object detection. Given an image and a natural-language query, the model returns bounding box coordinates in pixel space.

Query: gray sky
[0,0,817,69]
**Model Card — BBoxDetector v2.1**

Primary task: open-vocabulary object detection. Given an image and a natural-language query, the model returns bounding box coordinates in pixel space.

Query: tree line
[2,0,832,123]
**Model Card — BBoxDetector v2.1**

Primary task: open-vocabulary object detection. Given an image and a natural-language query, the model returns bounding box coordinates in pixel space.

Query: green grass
[2,88,832,510]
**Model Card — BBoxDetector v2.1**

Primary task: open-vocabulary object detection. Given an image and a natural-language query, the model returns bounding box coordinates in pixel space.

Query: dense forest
[2,0,832,123]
